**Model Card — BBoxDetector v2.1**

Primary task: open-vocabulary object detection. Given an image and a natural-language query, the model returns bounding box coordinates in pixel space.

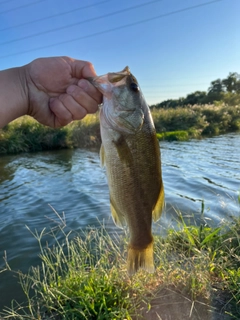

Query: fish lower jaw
[127,241,155,276]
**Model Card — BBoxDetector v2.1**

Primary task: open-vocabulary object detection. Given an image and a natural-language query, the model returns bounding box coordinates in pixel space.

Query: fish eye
[130,82,139,92]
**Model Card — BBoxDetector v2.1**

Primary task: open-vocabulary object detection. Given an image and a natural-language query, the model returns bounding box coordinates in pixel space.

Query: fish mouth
[108,66,130,83]
[88,66,131,86]
[87,66,131,96]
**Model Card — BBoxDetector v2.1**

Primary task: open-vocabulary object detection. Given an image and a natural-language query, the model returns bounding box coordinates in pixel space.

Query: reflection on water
[0,133,239,310]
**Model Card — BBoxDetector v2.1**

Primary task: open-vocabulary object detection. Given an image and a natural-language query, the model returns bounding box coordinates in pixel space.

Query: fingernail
[67,85,75,94]
[78,79,88,90]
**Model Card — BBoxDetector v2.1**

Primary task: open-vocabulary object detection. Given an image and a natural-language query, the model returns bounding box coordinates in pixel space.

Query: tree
[152,72,240,107]
[222,72,240,93]
[184,91,207,105]
[208,79,224,94]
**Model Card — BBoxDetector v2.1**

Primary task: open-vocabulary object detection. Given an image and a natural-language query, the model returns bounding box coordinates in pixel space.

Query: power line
[0,0,223,59]
[0,0,17,5]
[0,0,113,32]
[142,83,209,87]
[0,0,163,45]
[0,0,45,15]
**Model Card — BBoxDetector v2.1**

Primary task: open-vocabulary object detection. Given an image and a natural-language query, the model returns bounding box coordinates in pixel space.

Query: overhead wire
[0,0,164,45]
[0,0,113,32]
[0,0,45,15]
[0,0,223,59]
[141,83,209,87]
[0,0,18,4]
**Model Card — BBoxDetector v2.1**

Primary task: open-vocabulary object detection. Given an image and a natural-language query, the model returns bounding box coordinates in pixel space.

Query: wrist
[17,65,29,116]
[0,65,29,127]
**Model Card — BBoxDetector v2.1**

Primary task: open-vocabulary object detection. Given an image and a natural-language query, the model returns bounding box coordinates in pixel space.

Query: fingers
[67,79,102,112]
[49,98,76,127]
[49,80,102,127]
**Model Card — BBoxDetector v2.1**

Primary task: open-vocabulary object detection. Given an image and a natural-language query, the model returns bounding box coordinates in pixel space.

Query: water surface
[0,133,239,310]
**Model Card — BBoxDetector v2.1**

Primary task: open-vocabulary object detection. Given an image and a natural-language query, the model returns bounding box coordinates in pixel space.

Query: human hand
[25,56,102,127]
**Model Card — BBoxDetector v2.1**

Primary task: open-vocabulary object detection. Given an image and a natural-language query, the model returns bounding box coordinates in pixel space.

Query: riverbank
[0,104,239,154]
[1,212,239,319]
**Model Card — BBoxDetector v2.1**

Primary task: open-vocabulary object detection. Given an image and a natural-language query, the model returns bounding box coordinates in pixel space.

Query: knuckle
[84,60,94,70]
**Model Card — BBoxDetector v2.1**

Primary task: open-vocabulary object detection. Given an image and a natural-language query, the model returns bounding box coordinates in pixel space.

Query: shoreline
[1,215,239,319]
[0,104,240,155]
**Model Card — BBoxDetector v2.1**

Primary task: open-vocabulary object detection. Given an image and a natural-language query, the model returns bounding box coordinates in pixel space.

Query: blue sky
[0,0,239,105]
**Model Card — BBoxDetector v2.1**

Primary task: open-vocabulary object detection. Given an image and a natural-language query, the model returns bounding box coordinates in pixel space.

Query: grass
[152,104,240,141]
[156,130,190,141]
[0,103,239,154]
[1,206,240,319]
[0,114,101,154]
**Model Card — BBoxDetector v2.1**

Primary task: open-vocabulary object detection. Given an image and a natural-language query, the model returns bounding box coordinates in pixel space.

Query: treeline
[153,72,240,108]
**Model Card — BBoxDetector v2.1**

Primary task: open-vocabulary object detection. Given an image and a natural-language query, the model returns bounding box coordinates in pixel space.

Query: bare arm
[0,56,102,128]
[0,66,28,128]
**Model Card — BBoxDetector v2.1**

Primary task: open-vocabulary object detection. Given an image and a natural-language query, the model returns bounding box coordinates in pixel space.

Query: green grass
[152,104,240,141]
[0,114,101,154]
[1,208,240,319]
[0,104,239,154]
[156,130,190,141]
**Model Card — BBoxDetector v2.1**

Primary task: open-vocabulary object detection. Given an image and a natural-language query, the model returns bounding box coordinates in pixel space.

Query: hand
[25,56,102,127]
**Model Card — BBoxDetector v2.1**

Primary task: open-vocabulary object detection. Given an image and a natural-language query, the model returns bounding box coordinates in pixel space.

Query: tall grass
[0,114,101,154]
[1,208,240,319]
[152,104,240,140]
[0,104,239,154]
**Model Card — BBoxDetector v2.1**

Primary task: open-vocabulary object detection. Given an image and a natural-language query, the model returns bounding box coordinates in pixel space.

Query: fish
[89,67,164,275]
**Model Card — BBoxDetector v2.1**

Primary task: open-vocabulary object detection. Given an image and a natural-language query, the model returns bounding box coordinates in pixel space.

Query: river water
[0,133,239,311]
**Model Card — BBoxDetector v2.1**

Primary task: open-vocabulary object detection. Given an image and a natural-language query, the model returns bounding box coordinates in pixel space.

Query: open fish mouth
[108,66,130,83]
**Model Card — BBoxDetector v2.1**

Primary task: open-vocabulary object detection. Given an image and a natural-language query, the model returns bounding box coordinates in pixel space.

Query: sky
[0,0,239,105]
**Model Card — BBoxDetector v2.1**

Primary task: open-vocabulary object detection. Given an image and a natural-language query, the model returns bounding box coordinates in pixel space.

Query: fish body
[90,67,164,275]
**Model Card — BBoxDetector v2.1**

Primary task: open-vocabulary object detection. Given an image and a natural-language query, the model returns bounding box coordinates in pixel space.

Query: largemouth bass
[89,67,164,275]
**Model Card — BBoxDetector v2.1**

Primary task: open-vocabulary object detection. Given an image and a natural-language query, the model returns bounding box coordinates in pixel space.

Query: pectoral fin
[152,182,164,222]
[113,134,133,166]
[110,197,126,228]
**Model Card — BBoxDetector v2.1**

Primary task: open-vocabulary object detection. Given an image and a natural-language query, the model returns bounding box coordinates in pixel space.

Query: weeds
[0,114,101,154]
[1,211,240,319]
[152,104,240,141]
[0,104,239,154]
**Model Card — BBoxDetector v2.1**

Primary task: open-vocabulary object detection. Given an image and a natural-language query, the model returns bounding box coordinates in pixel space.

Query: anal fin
[153,181,165,222]
[110,197,126,228]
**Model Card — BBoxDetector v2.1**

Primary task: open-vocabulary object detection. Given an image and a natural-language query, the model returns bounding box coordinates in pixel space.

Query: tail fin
[127,241,155,276]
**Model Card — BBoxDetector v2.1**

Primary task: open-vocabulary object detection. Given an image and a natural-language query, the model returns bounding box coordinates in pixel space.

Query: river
[0,133,239,311]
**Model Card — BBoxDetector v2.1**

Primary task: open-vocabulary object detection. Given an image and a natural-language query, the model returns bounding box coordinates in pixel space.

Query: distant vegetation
[0,72,239,154]
[153,104,240,141]
[152,72,240,108]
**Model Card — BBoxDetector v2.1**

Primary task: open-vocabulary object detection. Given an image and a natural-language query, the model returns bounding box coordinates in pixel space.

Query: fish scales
[89,67,164,275]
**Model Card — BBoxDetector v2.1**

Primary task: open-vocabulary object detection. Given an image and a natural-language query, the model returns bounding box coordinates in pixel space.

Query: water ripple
[0,133,239,309]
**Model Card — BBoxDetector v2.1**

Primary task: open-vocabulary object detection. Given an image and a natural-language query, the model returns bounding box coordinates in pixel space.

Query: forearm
[0,66,28,128]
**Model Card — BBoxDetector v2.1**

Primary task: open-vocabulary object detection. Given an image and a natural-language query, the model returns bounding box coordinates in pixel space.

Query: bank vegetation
[0,103,240,154]
[1,210,240,319]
